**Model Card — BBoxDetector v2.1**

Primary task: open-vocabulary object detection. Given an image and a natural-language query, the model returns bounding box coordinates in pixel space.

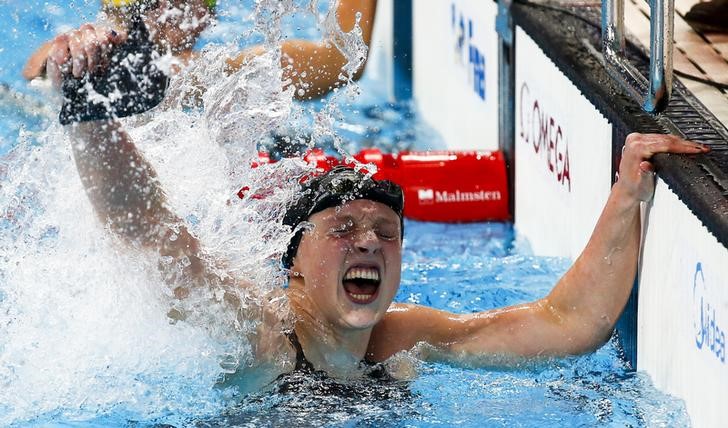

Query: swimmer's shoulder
[251,288,297,366]
[368,303,453,362]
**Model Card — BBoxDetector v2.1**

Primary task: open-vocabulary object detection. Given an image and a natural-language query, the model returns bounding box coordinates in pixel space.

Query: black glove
[59,17,169,125]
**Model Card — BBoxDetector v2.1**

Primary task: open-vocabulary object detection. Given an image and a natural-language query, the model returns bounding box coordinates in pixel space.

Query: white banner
[363,0,394,101]
[638,180,728,428]
[514,28,612,258]
[412,0,499,150]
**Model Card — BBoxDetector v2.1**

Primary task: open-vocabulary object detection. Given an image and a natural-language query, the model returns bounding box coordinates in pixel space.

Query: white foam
[0,1,373,423]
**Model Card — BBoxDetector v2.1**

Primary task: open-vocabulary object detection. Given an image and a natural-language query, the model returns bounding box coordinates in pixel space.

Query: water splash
[0,0,376,424]
[0,127,232,424]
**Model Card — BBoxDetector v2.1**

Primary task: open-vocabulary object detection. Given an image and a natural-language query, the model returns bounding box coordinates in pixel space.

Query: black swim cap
[281,166,404,269]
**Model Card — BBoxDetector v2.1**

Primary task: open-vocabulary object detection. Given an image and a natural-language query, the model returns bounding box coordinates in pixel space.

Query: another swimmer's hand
[614,133,709,202]
[45,24,127,88]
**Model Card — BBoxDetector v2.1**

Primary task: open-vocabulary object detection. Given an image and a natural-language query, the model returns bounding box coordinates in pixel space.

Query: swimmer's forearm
[445,186,641,359]
[544,183,641,352]
[283,0,376,99]
[282,0,377,98]
[68,121,235,296]
[226,41,359,99]
[68,121,177,243]
[284,40,363,99]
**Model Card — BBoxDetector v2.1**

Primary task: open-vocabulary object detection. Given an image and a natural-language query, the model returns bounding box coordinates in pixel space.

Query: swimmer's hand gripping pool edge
[530,134,711,354]
[366,134,711,365]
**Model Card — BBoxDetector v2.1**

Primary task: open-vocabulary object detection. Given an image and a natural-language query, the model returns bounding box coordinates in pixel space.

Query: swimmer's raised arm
[226,0,377,100]
[67,121,236,297]
[368,134,710,365]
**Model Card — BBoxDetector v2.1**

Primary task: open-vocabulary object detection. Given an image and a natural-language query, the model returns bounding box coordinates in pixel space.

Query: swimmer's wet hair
[282,166,404,269]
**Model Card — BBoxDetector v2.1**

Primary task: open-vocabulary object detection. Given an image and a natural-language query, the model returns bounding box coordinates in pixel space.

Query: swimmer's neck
[286,285,373,375]
[295,319,372,376]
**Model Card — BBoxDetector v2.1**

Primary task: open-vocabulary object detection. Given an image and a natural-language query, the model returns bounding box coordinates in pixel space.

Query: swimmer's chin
[335,295,387,330]
[336,305,388,331]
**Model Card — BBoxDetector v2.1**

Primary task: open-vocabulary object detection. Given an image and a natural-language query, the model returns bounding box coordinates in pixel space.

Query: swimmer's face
[290,200,402,331]
[144,0,213,54]
[106,0,213,55]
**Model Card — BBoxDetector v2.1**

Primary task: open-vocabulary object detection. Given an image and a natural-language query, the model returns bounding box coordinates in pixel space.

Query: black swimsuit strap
[286,330,315,372]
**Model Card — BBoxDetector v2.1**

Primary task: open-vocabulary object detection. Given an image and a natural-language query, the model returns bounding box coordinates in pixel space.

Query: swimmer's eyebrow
[327,213,398,228]
[373,217,399,229]
[326,213,355,223]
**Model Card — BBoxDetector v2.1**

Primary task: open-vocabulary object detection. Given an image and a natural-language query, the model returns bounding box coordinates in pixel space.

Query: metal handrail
[602,0,674,113]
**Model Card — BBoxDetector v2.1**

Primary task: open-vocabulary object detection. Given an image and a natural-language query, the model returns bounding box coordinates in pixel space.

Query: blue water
[0,1,688,427]
[7,222,687,427]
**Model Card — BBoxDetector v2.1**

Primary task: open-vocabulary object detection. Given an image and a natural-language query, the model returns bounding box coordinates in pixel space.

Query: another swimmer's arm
[370,135,710,364]
[226,0,377,100]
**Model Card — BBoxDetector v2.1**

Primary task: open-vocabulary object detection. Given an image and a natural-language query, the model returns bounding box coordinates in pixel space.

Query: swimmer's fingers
[95,27,113,71]
[622,133,708,172]
[618,133,710,201]
[80,24,102,74]
[94,26,128,72]
[69,23,128,78]
[44,24,126,88]
[635,160,657,201]
[47,34,72,88]
[22,41,54,81]
[46,58,63,89]
[626,133,708,158]
[67,30,86,78]
[48,34,71,73]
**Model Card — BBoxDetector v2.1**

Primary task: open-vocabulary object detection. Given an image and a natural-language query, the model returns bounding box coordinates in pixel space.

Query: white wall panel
[638,180,728,428]
[514,29,612,259]
[362,0,394,101]
[412,0,499,150]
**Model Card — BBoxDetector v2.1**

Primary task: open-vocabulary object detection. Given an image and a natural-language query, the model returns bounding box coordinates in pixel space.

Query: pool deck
[548,0,728,127]
[631,0,728,125]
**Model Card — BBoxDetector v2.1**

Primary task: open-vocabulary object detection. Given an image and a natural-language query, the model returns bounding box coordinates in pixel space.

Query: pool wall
[411,0,499,151]
[363,0,395,100]
[514,29,612,259]
[638,181,728,428]
[388,0,728,426]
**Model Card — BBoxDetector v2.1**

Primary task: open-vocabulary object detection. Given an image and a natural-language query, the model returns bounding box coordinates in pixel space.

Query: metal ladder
[602,0,675,113]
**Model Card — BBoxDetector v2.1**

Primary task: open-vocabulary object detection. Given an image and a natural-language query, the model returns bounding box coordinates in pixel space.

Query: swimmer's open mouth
[342,266,381,305]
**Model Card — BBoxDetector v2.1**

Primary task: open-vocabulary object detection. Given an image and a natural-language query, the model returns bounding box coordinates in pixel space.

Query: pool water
[0,1,688,427]
[2,222,688,427]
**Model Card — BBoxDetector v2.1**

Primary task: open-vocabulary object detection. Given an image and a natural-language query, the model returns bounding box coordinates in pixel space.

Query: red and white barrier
[239,148,510,223]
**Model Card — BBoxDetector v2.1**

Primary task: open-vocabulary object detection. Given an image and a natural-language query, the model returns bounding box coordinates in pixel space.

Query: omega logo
[518,82,572,192]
